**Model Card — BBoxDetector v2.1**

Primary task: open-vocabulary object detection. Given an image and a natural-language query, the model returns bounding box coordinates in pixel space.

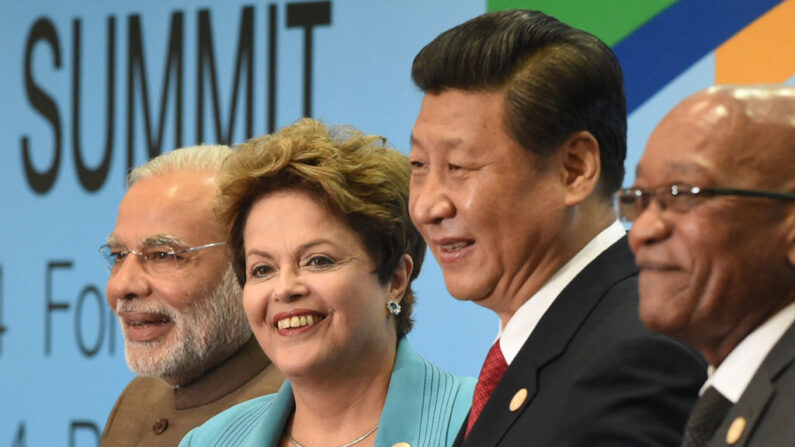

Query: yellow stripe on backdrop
[716,0,795,84]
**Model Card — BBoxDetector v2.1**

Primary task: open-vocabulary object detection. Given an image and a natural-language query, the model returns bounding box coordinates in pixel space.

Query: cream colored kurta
[101,337,284,447]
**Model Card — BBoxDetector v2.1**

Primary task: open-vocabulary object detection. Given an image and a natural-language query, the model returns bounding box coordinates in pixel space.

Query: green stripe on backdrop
[487,0,679,46]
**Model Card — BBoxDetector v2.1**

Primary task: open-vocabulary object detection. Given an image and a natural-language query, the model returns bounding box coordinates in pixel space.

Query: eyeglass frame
[99,241,227,275]
[616,183,795,223]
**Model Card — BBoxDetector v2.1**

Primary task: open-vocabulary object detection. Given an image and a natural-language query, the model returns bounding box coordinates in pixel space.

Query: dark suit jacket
[455,237,707,446]
[100,336,284,447]
[704,321,794,447]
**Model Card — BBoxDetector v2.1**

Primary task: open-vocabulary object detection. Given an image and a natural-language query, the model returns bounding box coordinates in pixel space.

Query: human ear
[559,131,601,207]
[389,254,413,303]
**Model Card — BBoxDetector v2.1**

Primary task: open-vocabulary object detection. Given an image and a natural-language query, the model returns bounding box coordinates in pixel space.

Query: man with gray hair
[100,145,283,446]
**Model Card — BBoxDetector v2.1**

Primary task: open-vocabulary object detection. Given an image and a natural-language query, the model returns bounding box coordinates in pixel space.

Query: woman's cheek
[243,284,267,325]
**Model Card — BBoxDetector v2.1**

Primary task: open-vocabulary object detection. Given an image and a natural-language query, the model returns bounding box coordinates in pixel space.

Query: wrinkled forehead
[636,109,728,185]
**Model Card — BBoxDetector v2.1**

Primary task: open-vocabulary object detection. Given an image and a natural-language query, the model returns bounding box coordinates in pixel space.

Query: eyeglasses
[99,241,226,276]
[616,183,795,223]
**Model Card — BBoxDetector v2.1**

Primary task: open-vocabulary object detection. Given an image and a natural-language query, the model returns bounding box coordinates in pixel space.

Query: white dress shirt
[499,220,626,365]
[701,300,795,403]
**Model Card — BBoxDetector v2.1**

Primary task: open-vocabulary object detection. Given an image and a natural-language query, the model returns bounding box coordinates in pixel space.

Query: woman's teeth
[276,314,323,329]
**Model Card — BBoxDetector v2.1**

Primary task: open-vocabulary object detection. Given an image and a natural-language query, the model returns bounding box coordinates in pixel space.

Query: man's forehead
[123,171,218,210]
[671,86,795,139]
[634,156,720,189]
[409,132,475,159]
[412,89,508,148]
[641,86,795,188]
[636,160,709,178]
[112,170,222,245]
[637,113,723,182]
[128,170,218,199]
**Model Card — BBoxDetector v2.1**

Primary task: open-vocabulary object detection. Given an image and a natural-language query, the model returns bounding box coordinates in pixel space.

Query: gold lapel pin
[726,417,746,445]
[392,442,411,447]
[509,388,528,412]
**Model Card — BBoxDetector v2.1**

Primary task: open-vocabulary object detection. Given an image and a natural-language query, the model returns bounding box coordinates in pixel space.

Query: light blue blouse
[180,337,475,447]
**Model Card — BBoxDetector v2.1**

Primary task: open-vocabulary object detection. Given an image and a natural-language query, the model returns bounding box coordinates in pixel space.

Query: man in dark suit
[622,85,795,446]
[408,10,707,446]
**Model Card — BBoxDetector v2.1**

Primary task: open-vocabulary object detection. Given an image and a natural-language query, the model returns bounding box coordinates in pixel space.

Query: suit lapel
[707,322,795,447]
[461,238,637,446]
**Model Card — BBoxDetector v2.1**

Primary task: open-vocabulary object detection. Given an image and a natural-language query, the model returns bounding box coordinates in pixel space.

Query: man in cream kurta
[100,145,283,446]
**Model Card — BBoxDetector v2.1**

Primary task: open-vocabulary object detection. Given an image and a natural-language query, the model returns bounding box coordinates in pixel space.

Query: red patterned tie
[466,340,509,437]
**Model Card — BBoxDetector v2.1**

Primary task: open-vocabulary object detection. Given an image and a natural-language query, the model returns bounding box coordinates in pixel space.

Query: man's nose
[106,255,152,308]
[410,174,455,226]
[628,200,671,253]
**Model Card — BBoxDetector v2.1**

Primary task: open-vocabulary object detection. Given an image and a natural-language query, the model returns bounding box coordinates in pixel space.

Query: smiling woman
[241,189,400,382]
[179,118,475,447]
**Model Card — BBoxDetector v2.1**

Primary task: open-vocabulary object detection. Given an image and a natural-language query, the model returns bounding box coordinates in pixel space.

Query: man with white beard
[99,145,283,446]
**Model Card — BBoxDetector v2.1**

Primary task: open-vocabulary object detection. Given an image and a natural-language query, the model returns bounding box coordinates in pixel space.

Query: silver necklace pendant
[288,425,378,447]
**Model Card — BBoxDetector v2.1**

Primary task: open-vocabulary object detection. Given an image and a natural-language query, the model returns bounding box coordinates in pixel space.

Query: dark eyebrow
[245,248,272,261]
[245,238,342,260]
[409,134,464,151]
[298,238,339,253]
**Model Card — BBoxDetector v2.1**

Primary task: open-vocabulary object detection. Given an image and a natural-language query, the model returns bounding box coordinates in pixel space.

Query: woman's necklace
[288,425,378,447]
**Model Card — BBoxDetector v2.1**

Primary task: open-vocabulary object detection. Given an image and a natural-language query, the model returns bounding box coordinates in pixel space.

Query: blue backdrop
[1,0,792,445]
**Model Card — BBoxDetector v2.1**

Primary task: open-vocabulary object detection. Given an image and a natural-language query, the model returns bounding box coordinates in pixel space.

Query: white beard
[117,268,250,385]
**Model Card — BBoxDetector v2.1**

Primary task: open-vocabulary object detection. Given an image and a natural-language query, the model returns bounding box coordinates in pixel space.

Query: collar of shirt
[498,220,626,365]
[173,336,270,409]
[701,300,795,403]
